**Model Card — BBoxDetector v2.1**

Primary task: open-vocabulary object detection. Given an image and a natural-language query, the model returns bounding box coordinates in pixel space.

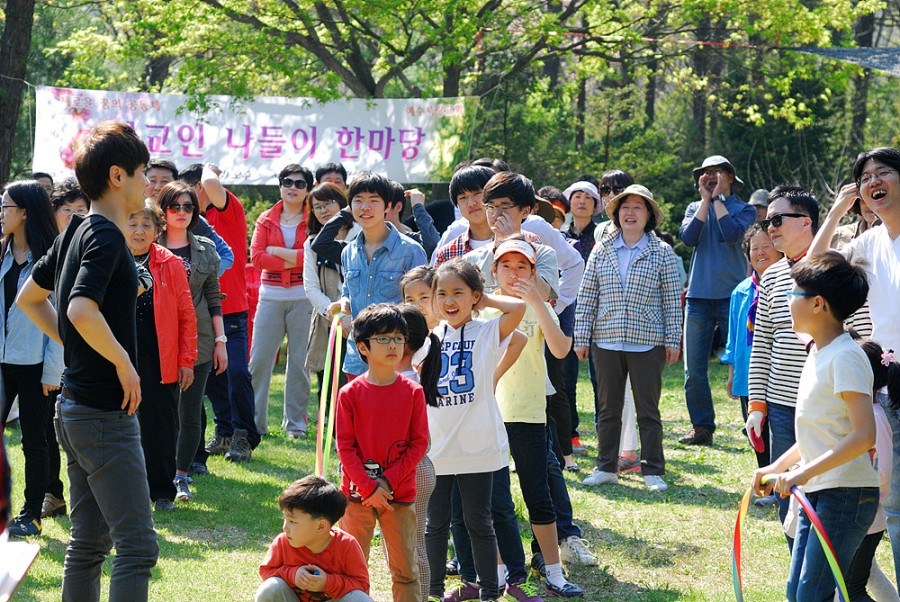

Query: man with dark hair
[18,120,159,600]
[181,163,258,464]
[315,162,348,189]
[31,172,53,196]
[679,155,757,446]
[809,146,900,586]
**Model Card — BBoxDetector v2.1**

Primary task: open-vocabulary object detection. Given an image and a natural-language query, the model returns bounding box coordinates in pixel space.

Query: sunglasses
[280,178,308,189]
[166,203,195,214]
[760,212,807,232]
[599,185,624,196]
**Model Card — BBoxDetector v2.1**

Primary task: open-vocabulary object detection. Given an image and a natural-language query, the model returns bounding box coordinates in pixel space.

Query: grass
[5,357,894,601]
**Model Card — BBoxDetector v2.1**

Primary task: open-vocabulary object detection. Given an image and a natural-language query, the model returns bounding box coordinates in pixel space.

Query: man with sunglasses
[679,155,757,446]
[746,185,821,531]
[180,163,259,465]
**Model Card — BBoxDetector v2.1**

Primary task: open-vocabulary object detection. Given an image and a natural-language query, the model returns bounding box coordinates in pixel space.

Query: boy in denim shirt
[314,172,427,378]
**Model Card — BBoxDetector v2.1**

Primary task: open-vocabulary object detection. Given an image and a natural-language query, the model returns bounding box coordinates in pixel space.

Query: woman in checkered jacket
[574,184,683,493]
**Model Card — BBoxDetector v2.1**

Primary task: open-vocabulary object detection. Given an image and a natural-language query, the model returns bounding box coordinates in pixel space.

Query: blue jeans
[683,297,730,432]
[768,403,797,529]
[451,467,527,584]
[878,391,900,593]
[786,487,878,602]
[55,396,158,602]
[205,312,259,447]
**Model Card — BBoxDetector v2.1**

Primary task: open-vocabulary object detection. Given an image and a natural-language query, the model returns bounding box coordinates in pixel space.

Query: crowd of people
[1,119,900,602]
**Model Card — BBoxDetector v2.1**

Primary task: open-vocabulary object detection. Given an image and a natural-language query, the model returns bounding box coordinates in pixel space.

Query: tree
[0,0,37,184]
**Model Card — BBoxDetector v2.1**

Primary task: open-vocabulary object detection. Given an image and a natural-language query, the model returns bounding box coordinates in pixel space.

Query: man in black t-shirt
[18,121,158,601]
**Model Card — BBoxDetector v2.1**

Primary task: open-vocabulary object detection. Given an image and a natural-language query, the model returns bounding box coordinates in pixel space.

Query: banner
[32,86,479,185]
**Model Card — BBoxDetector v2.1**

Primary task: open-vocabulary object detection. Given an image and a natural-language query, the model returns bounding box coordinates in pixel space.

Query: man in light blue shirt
[678,155,756,446]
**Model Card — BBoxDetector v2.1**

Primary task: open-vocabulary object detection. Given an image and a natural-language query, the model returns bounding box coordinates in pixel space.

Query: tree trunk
[690,17,711,158]
[575,75,586,148]
[0,0,37,184]
[850,13,875,150]
[645,44,658,127]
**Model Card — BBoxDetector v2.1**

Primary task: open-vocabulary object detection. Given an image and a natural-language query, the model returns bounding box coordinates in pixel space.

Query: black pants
[426,472,498,600]
[2,362,55,517]
[845,530,884,602]
[546,348,573,457]
[137,378,179,502]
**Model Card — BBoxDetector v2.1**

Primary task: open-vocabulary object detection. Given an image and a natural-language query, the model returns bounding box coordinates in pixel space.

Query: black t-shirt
[32,215,138,410]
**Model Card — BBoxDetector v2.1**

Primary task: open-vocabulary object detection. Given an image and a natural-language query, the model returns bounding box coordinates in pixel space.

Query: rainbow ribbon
[732,475,848,601]
[315,315,343,478]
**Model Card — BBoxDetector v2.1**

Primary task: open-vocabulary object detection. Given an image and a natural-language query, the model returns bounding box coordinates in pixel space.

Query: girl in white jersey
[425,258,525,602]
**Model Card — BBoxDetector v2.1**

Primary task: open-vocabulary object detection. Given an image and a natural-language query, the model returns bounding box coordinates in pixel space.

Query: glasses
[786,291,815,299]
[166,203,195,214]
[369,335,407,345]
[312,201,337,213]
[280,178,308,189]
[0,204,20,213]
[599,185,624,196]
[858,168,897,188]
[760,213,807,232]
[58,206,89,217]
[484,202,516,212]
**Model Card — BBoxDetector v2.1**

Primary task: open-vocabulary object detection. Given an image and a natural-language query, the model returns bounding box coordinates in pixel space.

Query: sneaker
[9,510,41,537]
[224,429,252,463]
[545,580,584,598]
[559,536,597,565]
[173,476,193,501]
[504,578,543,601]
[754,493,777,507]
[41,493,67,518]
[571,436,585,455]
[582,469,618,486]
[204,432,231,456]
[617,455,641,473]
[442,579,480,602]
[446,556,460,576]
[190,461,209,476]
[286,429,306,439]
[154,499,176,511]
[644,475,668,492]
[678,426,713,446]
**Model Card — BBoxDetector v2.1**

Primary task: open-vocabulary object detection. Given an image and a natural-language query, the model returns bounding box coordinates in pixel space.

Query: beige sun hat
[605,184,665,225]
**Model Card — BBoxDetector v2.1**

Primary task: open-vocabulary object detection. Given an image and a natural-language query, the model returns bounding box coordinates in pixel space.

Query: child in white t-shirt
[425,258,524,602]
[751,251,878,602]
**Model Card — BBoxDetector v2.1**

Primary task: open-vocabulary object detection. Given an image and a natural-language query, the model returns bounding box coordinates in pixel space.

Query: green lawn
[5,358,894,601]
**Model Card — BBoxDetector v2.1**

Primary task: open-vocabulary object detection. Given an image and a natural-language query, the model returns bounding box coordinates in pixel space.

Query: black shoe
[679,426,713,446]
[446,556,460,576]
[154,499,176,511]
[530,552,546,580]
[224,429,252,463]
[190,461,210,476]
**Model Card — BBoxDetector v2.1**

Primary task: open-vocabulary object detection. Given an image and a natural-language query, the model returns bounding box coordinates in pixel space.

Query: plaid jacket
[434,229,542,266]
[574,230,682,349]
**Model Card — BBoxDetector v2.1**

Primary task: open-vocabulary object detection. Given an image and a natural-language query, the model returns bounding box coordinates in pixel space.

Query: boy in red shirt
[257,475,372,602]
[336,304,429,602]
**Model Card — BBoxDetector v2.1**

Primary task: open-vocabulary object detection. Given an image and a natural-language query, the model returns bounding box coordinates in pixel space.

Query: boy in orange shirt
[256,476,372,602]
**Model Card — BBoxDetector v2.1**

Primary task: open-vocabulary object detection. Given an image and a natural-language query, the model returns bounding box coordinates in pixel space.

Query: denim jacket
[0,247,64,384]
[340,223,427,375]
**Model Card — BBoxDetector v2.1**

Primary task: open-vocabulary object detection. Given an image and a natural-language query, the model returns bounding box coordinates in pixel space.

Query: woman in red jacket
[126,201,198,511]
[249,164,314,439]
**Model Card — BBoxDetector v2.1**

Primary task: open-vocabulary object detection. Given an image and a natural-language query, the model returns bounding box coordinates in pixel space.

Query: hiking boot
[41,493,67,518]
[173,475,193,501]
[678,426,713,446]
[644,475,669,492]
[224,429,252,463]
[504,578,543,601]
[204,432,231,456]
[9,509,41,537]
[443,579,480,602]
[154,499,176,511]
[559,536,597,565]
[582,469,618,486]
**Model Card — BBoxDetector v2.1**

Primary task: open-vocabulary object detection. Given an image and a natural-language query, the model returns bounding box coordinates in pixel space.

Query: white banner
[32,87,479,184]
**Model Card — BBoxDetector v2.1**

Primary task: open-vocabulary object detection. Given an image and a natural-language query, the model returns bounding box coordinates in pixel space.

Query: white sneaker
[644,475,668,492]
[559,536,597,565]
[582,469,618,486]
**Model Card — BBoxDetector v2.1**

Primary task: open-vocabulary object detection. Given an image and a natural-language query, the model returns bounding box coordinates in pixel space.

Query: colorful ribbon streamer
[732,475,848,601]
[315,315,343,478]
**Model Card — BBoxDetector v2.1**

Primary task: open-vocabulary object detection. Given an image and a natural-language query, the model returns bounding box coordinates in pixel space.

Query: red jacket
[250,200,307,289]
[149,243,198,384]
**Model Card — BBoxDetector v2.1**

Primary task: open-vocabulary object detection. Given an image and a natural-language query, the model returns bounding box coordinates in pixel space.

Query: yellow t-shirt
[483,303,558,423]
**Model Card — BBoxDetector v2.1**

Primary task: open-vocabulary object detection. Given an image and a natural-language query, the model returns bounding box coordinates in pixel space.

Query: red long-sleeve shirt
[336,375,429,504]
[258,528,369,601]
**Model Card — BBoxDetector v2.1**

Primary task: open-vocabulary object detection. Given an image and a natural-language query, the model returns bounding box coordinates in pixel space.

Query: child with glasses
[335,303,428,602]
